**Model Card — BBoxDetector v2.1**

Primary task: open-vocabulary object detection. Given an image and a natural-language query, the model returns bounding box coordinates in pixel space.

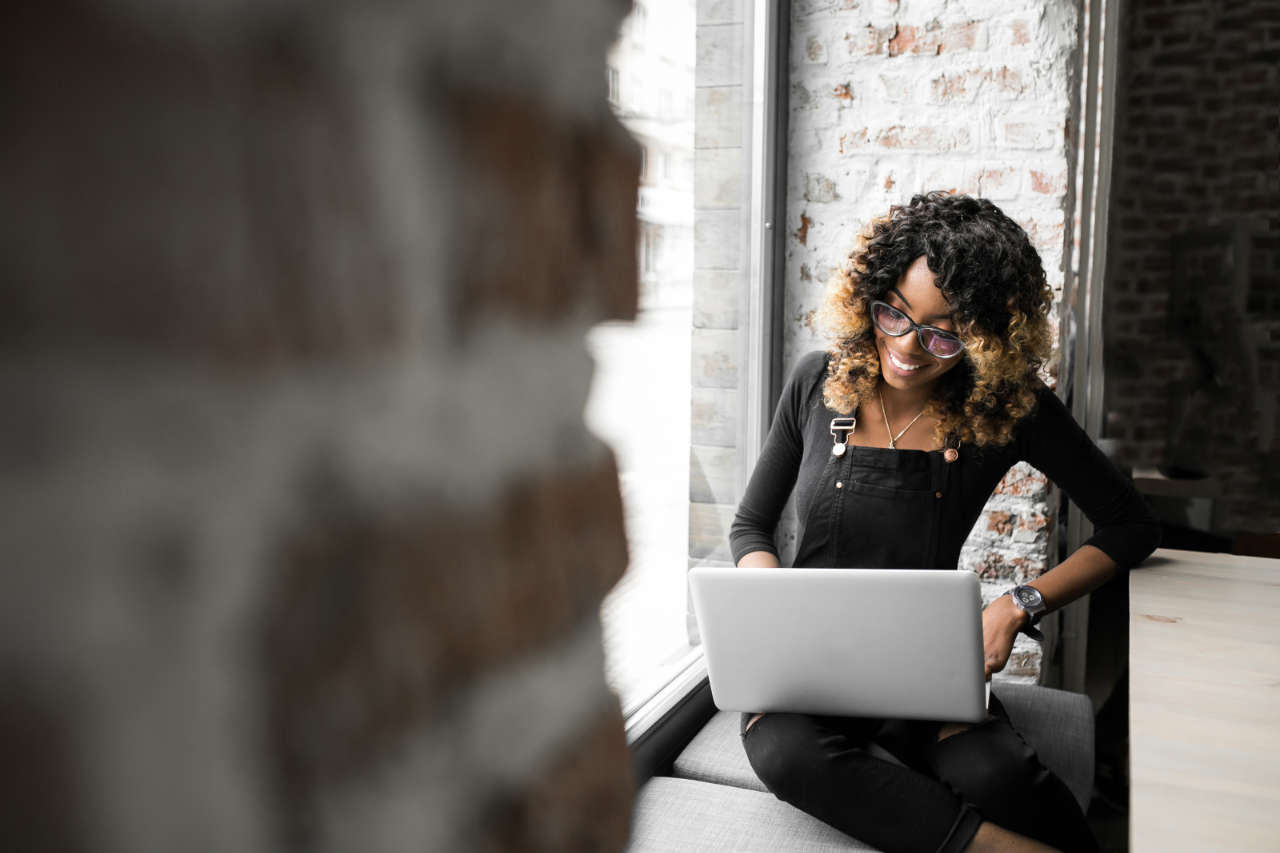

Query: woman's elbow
[728,518,776,566]
[1124,520,1163,570]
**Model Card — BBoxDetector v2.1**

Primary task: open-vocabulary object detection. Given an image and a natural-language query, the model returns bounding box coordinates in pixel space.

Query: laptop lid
[689,566,987,723]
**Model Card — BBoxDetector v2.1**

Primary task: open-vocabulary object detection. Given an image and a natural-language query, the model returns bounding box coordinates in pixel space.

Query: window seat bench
[627,682,1094,852]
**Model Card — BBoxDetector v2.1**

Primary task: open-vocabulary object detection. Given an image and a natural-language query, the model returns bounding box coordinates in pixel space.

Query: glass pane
[588,313,693,713]
[589,0,700,714]
[593,0,759,716]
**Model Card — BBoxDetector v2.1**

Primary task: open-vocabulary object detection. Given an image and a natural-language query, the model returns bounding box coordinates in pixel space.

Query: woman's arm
[728,351,826,565]
[727,418,801,564]
[984,386,1161,676]
[982,544,1115,676]
[1018,387,1162,569]
[736,550,782,568]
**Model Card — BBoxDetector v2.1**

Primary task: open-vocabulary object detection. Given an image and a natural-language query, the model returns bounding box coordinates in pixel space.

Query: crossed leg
[740,708,1098,853]
[742,712,984,853]
[927,716,1099,853]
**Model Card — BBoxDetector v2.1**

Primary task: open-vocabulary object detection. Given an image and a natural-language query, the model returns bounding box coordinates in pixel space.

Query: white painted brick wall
[690,0,753,573]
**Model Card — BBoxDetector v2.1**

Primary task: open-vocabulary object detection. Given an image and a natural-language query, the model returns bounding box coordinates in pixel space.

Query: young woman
[728,193,1159,853]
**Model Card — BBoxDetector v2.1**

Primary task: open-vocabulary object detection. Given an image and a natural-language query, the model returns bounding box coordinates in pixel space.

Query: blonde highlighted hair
[822,192,1053,448]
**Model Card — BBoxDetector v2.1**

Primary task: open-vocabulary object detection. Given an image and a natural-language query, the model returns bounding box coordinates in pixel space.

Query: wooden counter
[1129,548,1280,851]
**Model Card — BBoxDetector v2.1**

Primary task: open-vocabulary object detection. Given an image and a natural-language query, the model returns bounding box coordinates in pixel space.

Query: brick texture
[1103,0,1280,534]
[690,4,751,576]
[785,0,1079,364]
[452,93,641,329]
[2,1,639,850]
[483,703,634,853]
[264,456,628,841]
[1,5,399,362]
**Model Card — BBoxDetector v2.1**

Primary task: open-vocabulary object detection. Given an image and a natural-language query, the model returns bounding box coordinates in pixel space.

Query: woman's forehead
[891,258,953,320]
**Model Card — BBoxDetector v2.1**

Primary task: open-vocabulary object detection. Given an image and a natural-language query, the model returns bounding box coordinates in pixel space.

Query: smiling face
[873,256,965,394]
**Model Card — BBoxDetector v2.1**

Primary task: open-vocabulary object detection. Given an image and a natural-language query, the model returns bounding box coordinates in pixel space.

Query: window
[607,66,620,106]
[640,224,657,276]
[595,0,778,729]
[631,3,648,43]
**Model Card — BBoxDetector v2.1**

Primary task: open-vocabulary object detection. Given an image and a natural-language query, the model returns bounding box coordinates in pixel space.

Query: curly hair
[822,192,1053,448]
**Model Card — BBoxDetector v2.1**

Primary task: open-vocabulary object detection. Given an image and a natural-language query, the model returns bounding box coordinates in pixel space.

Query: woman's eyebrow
[888,287,913,310]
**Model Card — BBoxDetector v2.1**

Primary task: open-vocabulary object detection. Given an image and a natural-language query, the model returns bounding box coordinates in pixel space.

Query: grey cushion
[996,682,1094,810]
[628,776,879,852]
[671,683,1094,810]
[672,708,768,792]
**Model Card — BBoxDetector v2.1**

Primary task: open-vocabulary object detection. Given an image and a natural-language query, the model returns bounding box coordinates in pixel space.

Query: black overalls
[792,437,955,570]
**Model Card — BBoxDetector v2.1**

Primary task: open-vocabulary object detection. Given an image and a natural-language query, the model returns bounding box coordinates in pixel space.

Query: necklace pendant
[878,391,926,451]
[944,447,959,463]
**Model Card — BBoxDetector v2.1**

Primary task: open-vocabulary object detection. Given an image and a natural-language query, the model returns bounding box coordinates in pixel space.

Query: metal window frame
[1058,0,1122,694]
[743,0,790,463]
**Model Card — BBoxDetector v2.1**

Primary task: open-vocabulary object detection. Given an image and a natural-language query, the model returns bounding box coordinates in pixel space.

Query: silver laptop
[689,567,988,723]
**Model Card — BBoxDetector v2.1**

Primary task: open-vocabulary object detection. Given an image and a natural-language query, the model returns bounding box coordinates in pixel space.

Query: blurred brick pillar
[1,1,640,851]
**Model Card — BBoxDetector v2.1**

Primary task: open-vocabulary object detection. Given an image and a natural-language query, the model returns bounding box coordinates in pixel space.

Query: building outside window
[607,65,620,105]
[592,0,767,725]
[631,2,648,43]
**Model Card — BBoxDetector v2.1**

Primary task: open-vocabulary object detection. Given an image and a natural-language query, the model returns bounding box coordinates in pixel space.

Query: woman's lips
[883,347,930,376]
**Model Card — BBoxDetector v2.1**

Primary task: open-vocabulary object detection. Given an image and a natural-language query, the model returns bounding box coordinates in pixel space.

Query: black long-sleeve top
[729,351,1161,570]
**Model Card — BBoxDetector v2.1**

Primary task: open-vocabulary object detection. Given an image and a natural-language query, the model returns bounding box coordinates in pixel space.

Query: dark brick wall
[1103,0,1280,535]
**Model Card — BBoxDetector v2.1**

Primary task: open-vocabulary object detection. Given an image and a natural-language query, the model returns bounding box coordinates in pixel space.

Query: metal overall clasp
[829,417,856,456]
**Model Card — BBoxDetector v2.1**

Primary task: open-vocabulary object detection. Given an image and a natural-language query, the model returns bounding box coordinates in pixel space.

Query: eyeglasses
[868,300,965,358]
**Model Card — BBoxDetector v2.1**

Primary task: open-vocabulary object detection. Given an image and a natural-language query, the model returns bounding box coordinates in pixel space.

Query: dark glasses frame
[868,300,966,358]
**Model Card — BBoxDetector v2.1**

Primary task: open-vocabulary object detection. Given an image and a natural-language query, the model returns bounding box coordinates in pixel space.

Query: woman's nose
[899,331,928,356]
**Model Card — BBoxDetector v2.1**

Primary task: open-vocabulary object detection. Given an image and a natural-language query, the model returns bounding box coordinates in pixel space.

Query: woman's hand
[978,547,1118,678]
[981,593,1028,678]
[737,550,781,568]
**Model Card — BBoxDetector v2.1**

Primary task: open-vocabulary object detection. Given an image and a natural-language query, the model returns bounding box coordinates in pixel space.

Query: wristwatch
[1004,585,1046,641]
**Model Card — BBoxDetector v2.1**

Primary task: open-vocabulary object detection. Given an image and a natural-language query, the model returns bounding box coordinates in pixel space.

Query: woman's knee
[742,713,824,801]
[932,719,1098,852]
[930,717,1042,806]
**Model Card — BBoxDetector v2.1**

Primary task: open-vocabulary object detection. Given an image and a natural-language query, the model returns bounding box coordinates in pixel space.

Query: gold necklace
[878,391,927,450]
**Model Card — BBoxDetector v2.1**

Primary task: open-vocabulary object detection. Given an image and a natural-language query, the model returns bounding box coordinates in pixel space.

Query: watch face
[1014,586,1043,609]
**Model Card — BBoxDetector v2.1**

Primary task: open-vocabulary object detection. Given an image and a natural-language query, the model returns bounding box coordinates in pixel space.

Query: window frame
[607,65,621,105]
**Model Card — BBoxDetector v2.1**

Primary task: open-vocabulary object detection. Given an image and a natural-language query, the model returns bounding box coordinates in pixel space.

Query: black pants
[740,695,1099,853]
